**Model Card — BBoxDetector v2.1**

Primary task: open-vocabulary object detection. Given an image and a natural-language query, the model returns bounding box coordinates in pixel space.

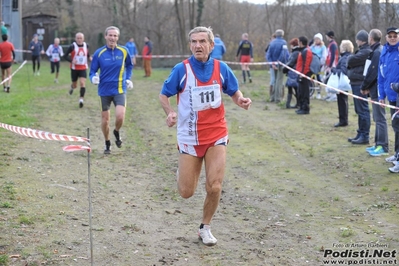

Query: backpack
[310,52,321,74]
[278,44,290,64]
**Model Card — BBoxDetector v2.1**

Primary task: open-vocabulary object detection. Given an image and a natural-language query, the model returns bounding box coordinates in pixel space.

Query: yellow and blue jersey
[90,45,133,96]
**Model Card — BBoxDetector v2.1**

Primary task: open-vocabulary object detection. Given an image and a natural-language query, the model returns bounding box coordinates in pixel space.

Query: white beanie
[314,33,323,41]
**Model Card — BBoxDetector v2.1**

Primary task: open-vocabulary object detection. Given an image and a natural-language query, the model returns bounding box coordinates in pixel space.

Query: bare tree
[371,0,380,29]
[174,0,187,54]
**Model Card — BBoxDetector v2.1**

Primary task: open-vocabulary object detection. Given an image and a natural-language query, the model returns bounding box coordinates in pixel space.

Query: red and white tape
[0,60,27,86]
[278,61,399,116]
[0,123,90,152]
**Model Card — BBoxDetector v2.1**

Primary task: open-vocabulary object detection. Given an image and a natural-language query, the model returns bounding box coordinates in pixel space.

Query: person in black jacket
[347,30,372,144]
[331,40,353,127]
[283,38,302,108]
[360,29,387,156]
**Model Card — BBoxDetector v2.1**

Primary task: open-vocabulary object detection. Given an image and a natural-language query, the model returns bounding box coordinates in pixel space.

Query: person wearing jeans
[360,29,387,156]
[346,30,372,145]
[377,27,399,172]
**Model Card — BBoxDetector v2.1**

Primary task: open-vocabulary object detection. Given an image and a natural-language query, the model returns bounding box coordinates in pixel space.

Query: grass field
[0,61,398,266]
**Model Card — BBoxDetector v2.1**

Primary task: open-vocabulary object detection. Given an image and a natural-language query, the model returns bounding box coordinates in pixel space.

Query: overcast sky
[240,0,322,4]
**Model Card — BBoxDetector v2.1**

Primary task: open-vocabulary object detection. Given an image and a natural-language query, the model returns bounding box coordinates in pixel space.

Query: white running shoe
[389,164,399,173]
[198,225,217,246]
[385,155,397,163]
[316,93,321,100]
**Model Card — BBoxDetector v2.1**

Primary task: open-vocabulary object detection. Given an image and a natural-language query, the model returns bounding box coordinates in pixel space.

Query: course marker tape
[0,123,90,152]
[278,61,399,117]
[0,60,27,86]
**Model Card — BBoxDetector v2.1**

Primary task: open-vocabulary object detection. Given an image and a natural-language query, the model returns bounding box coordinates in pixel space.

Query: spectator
[266,29,289,103]
[210,34,226,60]
[265,34,276,101]
[378,27,399,172]
[142,36,152,77]
[236,33,253,84]
[331,40,353,127]
[324,31,339,101]
[1,21,7,36]
[311,33,327,99]
[125,37,138,70]
[283,38,301,109]
[295,36,313,114]
[346,30,372,145]
[360,29,386,156]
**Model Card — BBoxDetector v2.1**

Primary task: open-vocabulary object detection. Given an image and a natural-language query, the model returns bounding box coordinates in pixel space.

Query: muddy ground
[1,67,398,266]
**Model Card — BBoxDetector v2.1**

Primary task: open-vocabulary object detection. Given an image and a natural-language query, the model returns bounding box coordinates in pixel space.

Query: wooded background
[23,0,399,63]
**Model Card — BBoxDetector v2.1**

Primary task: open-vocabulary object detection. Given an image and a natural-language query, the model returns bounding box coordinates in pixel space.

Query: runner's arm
[159,94,177,127]
[231,90,252,110]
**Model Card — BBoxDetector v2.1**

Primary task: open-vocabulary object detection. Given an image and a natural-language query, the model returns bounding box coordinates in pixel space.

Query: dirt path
[1,70,398,266]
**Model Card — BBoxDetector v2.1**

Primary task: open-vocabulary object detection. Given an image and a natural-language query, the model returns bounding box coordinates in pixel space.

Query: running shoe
[79,99,84,108]
[369,146,388,157]
[249,77,252,83]
[54,79,58,83]
[316,93,321,100]
[104,146,111,155]
[69,85,74,95]
[114,129,122,148]
[198,225,217,246]
[385,155,397,163]
[366,146,375,152]
[388,164,399,173]
[6,87,9,93]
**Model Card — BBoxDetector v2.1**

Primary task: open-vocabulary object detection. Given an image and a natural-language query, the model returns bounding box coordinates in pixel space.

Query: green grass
[0,62,69,127]
[0,255,9,265]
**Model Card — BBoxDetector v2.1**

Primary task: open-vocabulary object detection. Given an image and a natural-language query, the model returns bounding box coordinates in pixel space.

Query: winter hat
[386,27,399,34]
[356,30,369,42]
[314,33,323,41]
[326,31,334,38]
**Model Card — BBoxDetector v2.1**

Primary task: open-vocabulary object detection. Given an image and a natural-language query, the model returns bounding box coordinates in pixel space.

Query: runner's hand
[126,80,133,89]
[166,111,177,127]
[91,73,100,85]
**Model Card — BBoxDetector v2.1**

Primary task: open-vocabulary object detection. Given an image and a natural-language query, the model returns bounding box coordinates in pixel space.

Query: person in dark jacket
[359,29,386,156]
[346,30,372,144]
[295,36,313,114]
[283,38,302,108]
[331,40,353,127]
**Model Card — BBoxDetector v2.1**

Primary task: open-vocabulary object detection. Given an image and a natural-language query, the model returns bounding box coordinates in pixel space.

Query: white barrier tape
[0,60,27,86]
[15,49,32,53]
[223,61,273,65]
[137,55,191,58]
[0,122,90,145]
[278,61,399,113]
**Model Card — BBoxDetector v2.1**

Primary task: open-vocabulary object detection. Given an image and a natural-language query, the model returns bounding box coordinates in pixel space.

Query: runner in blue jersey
[90,26,133,154]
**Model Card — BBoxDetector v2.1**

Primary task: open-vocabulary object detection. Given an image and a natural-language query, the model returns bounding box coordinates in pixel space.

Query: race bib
[192,84,221,111]
[76,54,86,64]
[52,53,60,62]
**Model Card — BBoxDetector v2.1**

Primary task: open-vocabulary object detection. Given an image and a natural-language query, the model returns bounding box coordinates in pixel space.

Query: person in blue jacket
[266,29,289,103]
[89,26,133,154]
[210,34,226,60]
[125,37,138,71]
[378,27,399,172]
